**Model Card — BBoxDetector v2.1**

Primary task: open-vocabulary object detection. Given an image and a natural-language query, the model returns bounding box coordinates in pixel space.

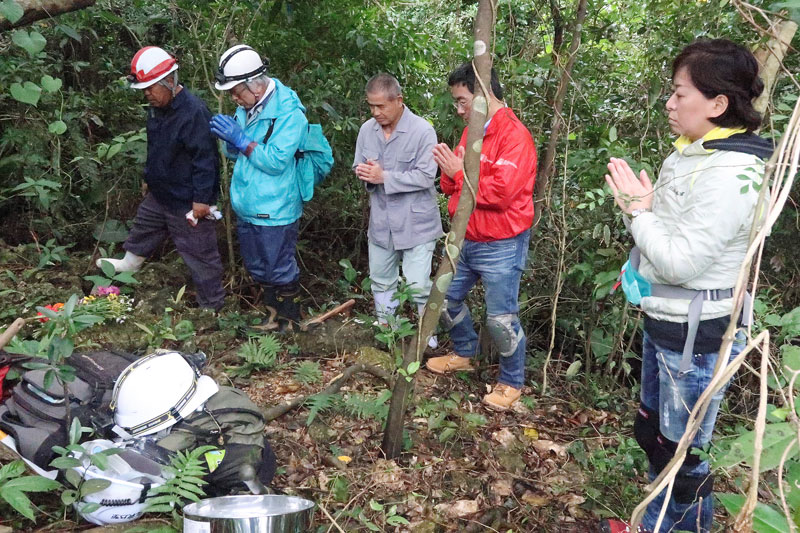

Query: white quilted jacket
[631,129,765,323]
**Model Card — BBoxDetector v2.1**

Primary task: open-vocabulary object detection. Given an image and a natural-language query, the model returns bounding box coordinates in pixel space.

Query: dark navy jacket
[144,88,220,212]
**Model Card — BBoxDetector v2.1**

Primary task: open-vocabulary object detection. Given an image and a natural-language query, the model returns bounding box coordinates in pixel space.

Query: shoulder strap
[703,132,774,160]
[263,120,275,144]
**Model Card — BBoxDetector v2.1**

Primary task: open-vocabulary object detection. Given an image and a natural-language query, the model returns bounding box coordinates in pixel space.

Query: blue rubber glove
[210,115,251,153]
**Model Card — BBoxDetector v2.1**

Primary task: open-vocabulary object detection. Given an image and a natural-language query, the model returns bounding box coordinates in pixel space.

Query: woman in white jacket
[602,39,771,533]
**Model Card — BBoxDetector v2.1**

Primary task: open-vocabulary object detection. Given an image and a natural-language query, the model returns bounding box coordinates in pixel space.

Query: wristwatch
[630,208,651,218]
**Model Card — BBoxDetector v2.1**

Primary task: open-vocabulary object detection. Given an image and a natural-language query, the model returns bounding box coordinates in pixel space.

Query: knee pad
[634,405,660,466]
[673,472,714,504]
[440,301,468,331]
[486,314,523,357]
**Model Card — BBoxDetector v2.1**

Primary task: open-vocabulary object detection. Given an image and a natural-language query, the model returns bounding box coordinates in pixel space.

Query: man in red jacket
[426,62,536,411]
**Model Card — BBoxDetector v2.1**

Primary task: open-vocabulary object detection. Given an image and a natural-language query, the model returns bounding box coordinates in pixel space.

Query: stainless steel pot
[183,495,314,533]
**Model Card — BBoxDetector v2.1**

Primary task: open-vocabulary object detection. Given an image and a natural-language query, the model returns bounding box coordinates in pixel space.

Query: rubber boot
[96,251,145,273]
[275,285,301,333]
[251,285,279,332]
[417,302,438,349]
[374,290,399,326]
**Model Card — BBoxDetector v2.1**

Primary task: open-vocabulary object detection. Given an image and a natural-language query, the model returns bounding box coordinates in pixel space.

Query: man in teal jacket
[210,44,308,331]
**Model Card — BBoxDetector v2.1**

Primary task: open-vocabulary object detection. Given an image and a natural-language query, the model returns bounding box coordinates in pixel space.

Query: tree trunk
[381,0,496,459]
[532,0,589,229]
[753,18,798,116]
[0,0,96,30]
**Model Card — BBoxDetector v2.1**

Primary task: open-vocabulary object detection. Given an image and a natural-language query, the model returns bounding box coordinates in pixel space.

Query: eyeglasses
[453,97,473,111]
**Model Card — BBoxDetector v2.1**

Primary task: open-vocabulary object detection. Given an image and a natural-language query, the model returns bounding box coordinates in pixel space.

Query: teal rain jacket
[224,79,308,226]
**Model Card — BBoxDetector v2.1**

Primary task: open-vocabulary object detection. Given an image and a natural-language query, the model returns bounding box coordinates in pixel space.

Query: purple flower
[96,285,121,296]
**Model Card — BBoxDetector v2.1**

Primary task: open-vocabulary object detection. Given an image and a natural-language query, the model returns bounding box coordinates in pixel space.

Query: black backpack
[0,350,139,468]
[146,386,276,496]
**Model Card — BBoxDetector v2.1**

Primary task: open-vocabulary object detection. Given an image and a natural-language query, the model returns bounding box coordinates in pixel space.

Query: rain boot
[251,285,279,332]
[275,284,301,333]
[96,251,145,273]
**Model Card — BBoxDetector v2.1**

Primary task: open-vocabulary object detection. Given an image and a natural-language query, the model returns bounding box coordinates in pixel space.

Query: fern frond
[295,360,322,385]
[305,393,341,425]
[144,445,215,512]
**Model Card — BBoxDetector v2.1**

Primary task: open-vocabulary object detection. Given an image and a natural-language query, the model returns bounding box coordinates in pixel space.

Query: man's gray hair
[157,71,179,95]
[245,74,270,92]
[366,73,401,99]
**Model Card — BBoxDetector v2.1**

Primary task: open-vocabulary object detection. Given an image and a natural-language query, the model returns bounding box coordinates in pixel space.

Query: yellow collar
[673,126,747,154]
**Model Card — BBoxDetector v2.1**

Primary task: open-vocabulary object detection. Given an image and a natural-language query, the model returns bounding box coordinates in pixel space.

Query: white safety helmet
[72,440,167,525]
[128,46,178,89]
[215,44,268,91]
[110,352,219,437]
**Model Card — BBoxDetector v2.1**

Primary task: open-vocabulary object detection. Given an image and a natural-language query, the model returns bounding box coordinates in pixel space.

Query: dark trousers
[124,193,225,310]
[236,220,300,288]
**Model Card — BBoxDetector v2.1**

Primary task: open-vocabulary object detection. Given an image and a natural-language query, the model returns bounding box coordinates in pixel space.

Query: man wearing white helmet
[210,44,309,331]
[97,46,225,311]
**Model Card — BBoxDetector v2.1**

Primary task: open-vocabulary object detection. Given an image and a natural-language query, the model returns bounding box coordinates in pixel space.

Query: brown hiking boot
[425,353,473,374]
[482,383,521,411]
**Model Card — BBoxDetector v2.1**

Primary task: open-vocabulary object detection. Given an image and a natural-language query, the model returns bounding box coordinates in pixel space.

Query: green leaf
[0,461,27,482]
[84,275,112,287]
[0,487,35,520]
[106,143,122,159]
[94,220,130,244]
[60,488,78,505]
[565,360,582,378]
[3,475,61,492]
[369,499,384,511]
[10,82,41,106]
[715,422,797,471]
[49,457,81,469]
[114,271,139,284]
[40,75,63,93]
[11,30,46,56]
[69,416,83,445]
[406,361,420,375]
[81,478,111,497]
[716,493,790,533]
[0,0,24,23]
[49,119,67,134]
[56,24,81,42]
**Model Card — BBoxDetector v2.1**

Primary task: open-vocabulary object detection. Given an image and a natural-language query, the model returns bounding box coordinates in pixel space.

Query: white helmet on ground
[72,440,167,525]
[110,351,219,437]
[128,46,178,89]
[215,44,268,91]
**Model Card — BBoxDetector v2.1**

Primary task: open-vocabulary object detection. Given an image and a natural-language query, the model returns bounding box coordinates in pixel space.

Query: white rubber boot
[96,252,145,273]
[374,290,399,326]
[418,302,439,349]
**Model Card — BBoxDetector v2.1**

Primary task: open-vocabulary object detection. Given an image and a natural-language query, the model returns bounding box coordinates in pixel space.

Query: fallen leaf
[523,427,539,440]
[489,478,513,497]
[521,490,551,507]
[275,383,302,394]
[492,428,516,447]
[435,499,479,517]
[531,439,567,457]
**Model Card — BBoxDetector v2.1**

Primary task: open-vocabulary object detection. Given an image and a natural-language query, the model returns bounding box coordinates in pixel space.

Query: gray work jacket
[352,106,443,250]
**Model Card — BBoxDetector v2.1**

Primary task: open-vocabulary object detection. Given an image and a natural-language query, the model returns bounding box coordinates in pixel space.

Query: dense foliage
[1,0,799,530]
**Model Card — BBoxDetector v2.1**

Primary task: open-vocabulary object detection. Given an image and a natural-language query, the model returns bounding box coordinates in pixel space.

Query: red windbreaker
[440,107,537,242]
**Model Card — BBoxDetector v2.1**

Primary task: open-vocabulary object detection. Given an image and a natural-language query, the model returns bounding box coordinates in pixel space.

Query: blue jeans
[237,220,300,287]
[445,230,530,389]
[640,329,744,532]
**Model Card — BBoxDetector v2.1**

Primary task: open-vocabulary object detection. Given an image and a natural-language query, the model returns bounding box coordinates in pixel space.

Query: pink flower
[96,285,121,296]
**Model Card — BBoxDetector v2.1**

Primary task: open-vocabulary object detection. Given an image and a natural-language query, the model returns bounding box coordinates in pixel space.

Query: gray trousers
[124,193,225,310]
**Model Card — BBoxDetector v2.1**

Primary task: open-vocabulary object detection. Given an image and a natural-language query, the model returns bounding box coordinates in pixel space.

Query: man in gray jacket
[353,73,442,331]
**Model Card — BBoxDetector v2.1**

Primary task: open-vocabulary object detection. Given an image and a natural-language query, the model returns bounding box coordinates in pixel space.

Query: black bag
[0,350,139,468]
[149,386,276,496]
